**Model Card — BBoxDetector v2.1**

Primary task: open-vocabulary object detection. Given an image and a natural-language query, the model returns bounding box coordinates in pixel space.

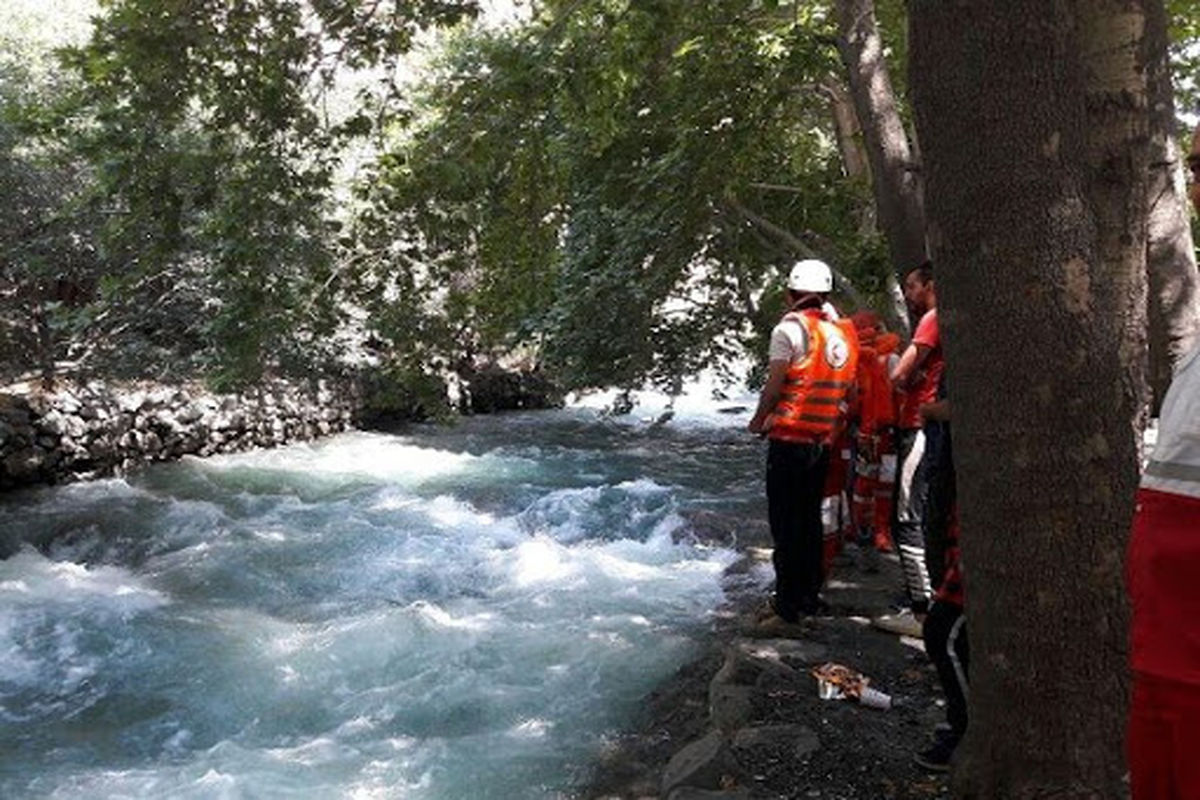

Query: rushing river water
[0,393,770,799]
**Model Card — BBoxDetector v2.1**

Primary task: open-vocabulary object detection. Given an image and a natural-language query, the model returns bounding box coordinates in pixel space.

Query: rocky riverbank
[0,380,359,491]
[0,364,564,492]
[583,514,953,800]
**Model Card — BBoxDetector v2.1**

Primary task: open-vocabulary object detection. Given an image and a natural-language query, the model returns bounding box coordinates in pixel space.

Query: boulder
[709,682,755,732]
[731,724,820,759]
[661,730,738,796]
[54,391,82,414]
[175,402,205,424]
[118,391,148,413]
[4,450,44,481]
[38,410,69,436]
[730,638,829,669]
[668,788,754,800]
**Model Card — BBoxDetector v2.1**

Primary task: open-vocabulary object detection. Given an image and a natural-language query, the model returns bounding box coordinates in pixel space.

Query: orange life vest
[856,332,899,434]
[768,309,859,443]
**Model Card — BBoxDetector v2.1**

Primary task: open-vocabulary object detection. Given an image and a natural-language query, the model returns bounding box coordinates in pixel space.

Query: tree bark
[826,78,871,182]
[910,2,1154,797]
[834,0,928,274]
[1145,0,1200,411]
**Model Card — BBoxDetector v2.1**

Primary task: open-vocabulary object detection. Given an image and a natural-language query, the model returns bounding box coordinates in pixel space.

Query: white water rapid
[0,385,770,799]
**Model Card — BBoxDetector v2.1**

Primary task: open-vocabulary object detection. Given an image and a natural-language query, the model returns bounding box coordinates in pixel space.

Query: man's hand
[749,360,789,436]
[919,399,951,422]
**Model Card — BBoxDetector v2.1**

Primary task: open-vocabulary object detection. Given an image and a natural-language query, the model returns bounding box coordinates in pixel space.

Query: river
[0,391,770,799]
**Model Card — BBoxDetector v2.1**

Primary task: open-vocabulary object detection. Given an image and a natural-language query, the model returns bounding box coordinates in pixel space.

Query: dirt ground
[580,521,955,800]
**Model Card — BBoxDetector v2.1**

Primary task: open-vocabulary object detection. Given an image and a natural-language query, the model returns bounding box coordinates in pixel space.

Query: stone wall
[0,380,357,491]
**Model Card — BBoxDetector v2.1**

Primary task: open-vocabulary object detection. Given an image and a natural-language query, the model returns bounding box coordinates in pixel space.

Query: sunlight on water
[0,404,767,799]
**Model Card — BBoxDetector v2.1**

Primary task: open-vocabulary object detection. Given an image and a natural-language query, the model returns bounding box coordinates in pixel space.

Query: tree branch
[721,198,869,312]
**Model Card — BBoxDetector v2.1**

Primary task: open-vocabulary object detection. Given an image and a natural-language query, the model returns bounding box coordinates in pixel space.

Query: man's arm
[748,359,790,434]
[891,342,932,389]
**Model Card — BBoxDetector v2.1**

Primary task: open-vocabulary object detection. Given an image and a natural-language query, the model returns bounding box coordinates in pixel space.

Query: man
[848,310,901,572]
[749,259,859,623]
[874,262,943,637]
[914,379,968,772]
[1126,129,1200,798]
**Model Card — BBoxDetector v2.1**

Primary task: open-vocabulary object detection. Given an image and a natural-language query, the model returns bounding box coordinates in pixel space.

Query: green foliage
[39,0,479,387]
[1169,0,1200,119]
[356,0,889,392]
[11,0,1199,396]
[0,15,104,384]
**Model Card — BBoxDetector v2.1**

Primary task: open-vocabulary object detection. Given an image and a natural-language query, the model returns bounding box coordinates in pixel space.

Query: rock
[661,730,737,796]
[175,402,205,424]
[54,391,82,414]
[731,724,820,759]
[4,450,44,480]
[709,683,755,732]
[667,788,754,800]
[731,638,829,668]
[118,391,148,413]
[38,410,69,436]
[0,395,33,425]
[145,387,175,407]
[151,409,183,435]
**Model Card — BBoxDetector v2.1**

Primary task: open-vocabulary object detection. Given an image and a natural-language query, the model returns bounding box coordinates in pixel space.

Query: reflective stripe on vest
[768,310,859,443]
[1139,342,1200,500]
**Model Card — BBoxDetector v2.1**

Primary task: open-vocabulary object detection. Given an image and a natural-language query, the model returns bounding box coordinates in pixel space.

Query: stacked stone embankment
[0,380,357,490]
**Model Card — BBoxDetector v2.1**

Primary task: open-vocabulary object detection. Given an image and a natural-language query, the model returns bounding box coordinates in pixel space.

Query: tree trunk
[834,0,928,274]
[1145,0,1200,411]
[826,78,871,182]
[909,2,1154,797]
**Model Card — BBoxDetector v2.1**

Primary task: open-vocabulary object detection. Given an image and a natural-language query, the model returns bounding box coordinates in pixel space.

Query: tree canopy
[2,0,1198,395]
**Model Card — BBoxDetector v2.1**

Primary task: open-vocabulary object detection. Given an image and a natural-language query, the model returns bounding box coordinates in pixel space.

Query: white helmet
[786,259,833,293]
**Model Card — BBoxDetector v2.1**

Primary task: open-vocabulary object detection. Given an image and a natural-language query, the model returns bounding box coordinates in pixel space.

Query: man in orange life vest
[1126,127,1200,798]
[748,259,859,622]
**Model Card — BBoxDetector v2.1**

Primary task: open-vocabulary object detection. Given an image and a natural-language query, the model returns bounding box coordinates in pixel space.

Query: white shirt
[768,316,809,363]
[1143,344,1200,500]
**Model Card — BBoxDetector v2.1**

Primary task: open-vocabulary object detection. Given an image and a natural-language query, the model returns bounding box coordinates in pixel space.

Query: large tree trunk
[910,2,1155,797]
[834,0,928,274]
[1145,1,1200,410]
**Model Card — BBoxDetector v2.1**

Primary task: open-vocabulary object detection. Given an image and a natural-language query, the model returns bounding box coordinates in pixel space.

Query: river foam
[2,408,764,798]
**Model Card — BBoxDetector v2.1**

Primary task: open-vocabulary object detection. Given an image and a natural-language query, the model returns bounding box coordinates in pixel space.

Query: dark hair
[903,260,934,284]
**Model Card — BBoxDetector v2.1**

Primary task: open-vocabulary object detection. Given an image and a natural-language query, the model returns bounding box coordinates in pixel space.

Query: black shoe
[799,597,832,617]
[768,598,801,624]
[913,729,959,772]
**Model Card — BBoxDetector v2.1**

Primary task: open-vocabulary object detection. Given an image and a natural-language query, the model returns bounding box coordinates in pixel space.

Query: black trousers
[892,426,931,612]
[923,420,955,592]
[766,439,830,620]
[924,601,969,738]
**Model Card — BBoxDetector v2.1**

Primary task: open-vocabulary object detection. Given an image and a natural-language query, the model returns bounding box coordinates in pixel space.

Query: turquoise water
[0,403,767,799]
